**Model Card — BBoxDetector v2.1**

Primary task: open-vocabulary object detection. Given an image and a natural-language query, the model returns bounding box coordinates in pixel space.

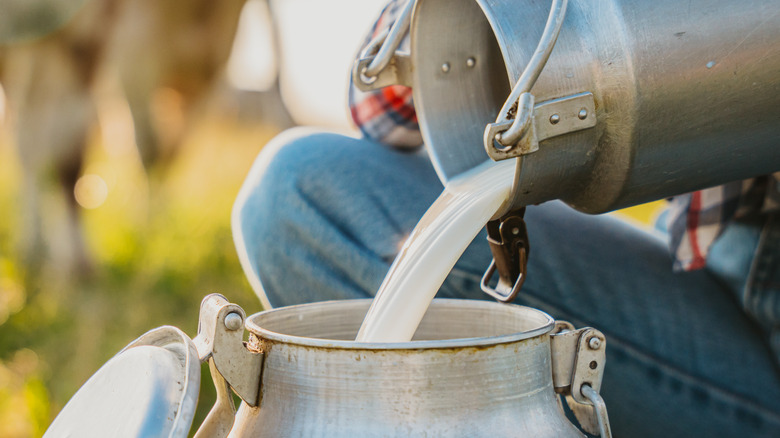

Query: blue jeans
[234,129,780,437]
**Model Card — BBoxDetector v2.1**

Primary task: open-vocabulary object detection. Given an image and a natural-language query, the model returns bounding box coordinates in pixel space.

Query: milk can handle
[486,0,568,149]
[550,324,612,437]
[359,0,414,82]
[582,384,613,438]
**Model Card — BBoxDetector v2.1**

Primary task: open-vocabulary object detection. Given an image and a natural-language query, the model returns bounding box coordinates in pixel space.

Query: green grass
[0,117,277,437]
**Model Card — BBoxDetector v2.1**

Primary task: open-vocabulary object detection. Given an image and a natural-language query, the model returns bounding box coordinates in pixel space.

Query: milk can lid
[43,326,201,438]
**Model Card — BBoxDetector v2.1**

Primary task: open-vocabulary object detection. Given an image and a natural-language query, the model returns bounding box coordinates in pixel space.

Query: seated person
[234,1,780,436]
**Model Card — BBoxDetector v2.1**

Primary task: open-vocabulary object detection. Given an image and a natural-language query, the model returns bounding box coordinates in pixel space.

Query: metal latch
[481,0,597,160]
[191,294,264,438]
[481,208,530,302]
[353,51,413,91]
[550,321,612,437]
[352,0,414,91]
[484,92,597,160]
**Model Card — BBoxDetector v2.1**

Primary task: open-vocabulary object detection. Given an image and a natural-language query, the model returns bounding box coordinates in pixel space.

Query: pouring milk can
[44,294,612,437]
[353,0,780,300]
[354,0,780,215]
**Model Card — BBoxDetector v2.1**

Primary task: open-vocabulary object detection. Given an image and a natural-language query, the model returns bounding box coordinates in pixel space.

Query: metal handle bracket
[485,91,596,160]
[550,323,611,437]
[353,53,413,91]
[192,294,264,407]
[352,0,414,91]
[483,0,600,159]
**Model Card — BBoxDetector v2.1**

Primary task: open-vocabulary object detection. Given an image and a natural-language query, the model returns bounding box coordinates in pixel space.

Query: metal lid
[44,326,201,438]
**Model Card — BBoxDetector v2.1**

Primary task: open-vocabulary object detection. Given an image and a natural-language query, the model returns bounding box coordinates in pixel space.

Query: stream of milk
[356,160,516,342]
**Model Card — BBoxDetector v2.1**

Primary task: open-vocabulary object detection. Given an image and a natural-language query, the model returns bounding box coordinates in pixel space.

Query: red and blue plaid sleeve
[668,173,780,271]
[348,0,422,149]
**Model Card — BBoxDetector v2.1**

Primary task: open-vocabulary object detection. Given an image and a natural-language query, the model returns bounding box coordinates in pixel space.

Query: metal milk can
[44,294,613,437]
[354,0,780,214]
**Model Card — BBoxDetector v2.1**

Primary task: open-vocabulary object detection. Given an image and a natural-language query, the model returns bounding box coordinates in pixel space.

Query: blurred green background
[0,0,396,434]
[0,106,278,436]
[0,1,292,435]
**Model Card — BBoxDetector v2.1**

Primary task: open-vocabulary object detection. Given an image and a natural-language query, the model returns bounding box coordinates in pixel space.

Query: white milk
[356,160,516,342]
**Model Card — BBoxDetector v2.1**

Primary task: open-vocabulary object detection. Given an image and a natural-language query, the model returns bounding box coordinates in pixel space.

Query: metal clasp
[352,0,414,90]
[483,0,597,160]
[550,322,613,438]
[484,92,597,160]
[193,294,263,406]
[191,294,264,438]
[480,208,529,302]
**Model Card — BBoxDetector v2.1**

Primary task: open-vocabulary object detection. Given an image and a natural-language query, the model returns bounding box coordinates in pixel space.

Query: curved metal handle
[193,358,236,438]
[485,0,569,151]
[364,0,414,77]
[354,0,414,88]
[582,384,613,438]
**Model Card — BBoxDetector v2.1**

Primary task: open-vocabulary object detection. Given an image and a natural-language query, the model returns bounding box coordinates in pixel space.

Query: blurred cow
[0,0,246,276]
[109,0,246,167]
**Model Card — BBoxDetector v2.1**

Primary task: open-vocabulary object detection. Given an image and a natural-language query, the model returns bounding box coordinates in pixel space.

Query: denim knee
[239,130,341,246]
[234,129,437,307]
[234,129,365,307]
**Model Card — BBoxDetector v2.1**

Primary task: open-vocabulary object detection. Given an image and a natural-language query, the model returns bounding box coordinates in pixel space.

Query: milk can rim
[245,298,555,350]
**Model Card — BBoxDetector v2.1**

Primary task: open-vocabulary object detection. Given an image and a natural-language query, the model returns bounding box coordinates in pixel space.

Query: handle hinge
[550,322,613,437]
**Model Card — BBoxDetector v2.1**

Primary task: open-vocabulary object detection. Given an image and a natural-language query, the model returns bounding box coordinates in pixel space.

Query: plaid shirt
[348,0,780,271]
[668,175,780,271]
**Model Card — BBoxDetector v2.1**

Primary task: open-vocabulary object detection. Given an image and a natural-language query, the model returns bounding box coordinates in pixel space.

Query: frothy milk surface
[356,160,516,342]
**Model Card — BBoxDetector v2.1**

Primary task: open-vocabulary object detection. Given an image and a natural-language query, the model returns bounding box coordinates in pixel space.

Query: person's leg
[237,130,780,437]
[439,202,780,436]
[235,130,444,307]
[438,204,780,437]
[512,203,780,437]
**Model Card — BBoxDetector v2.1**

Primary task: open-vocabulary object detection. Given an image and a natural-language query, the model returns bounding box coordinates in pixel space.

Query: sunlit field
[0,1,387,434]
[0,108,279,436]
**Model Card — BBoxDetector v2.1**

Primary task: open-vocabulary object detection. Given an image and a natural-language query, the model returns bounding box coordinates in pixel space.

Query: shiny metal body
[44,326,201,438]
[43,295,612,436]
[227,299,586,437]
[411,0,780,213]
